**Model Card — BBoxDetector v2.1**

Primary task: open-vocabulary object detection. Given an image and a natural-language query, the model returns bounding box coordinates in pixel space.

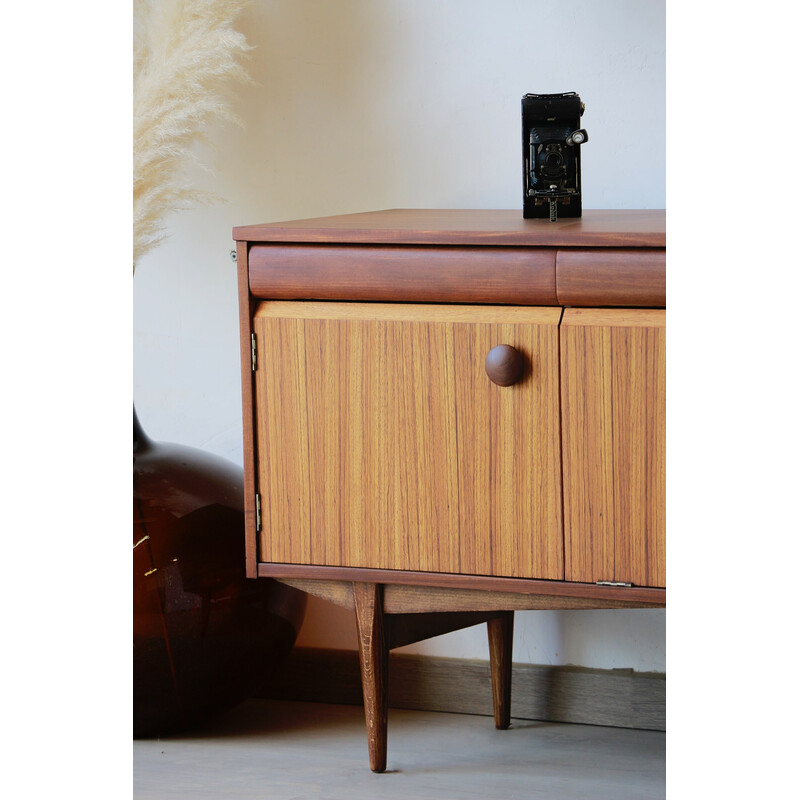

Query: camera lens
[545,152,563,169]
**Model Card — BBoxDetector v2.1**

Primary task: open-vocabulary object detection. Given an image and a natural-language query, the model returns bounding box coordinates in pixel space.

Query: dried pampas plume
[133,0,251,273]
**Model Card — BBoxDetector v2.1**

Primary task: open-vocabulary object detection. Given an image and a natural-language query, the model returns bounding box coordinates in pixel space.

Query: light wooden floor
[133,699,665,799]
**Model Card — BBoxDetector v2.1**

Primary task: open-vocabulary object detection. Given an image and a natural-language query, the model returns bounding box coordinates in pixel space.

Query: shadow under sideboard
[257,646,666,732]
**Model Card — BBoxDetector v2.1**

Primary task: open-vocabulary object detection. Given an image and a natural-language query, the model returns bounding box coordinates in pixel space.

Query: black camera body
[522,92,588,220]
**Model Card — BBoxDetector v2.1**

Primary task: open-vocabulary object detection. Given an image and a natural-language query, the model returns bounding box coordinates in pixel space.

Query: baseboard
[257,647,665,732]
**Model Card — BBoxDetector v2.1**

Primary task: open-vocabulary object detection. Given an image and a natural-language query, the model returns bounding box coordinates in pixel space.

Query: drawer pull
[485,345,524,386]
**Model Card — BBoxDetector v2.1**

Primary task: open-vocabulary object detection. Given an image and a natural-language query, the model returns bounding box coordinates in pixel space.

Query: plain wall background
[133,0,666,672]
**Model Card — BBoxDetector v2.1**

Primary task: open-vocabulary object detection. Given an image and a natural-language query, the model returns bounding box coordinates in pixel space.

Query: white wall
[134,0,665,672]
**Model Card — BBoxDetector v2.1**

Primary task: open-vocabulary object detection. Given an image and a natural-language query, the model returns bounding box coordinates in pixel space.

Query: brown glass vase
[133,408,306,737]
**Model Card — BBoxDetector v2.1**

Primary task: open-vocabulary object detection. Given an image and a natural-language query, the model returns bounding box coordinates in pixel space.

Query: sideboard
[232,209,666,772]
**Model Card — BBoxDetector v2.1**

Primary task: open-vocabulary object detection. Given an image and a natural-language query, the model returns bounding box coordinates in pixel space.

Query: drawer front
[560,309,666,588]
[253,301,563,580]
[248,244,557,305]
[555,248,666,307]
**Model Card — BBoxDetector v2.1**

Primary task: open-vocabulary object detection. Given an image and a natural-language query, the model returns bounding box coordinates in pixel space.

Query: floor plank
[133,699,665,799]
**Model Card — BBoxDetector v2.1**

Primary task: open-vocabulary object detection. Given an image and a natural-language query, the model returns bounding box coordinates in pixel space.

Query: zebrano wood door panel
[253,301,563,580]
[560,309,666,588]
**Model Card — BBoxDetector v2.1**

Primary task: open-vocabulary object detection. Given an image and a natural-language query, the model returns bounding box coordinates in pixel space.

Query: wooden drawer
[252,301,563,580]
[556,248,666,307]
[248,244,558,305]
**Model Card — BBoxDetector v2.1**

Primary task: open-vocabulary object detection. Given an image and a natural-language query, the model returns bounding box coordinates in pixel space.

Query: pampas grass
[133,0,251,272]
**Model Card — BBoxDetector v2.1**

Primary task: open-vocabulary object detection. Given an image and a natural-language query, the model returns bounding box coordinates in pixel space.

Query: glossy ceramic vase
[133,408,306,737]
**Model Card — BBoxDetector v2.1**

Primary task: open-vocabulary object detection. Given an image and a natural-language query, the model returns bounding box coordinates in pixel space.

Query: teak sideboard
[232,209,666,772]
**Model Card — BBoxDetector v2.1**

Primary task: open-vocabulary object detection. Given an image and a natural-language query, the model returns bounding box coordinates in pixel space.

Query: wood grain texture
[235,240,259,578]
[556,248,666,307]
[487,612,514,729]
[262,564,666,606]
[380,582,662,612]
[249,244,557,305]
[273,576,664,612]
[561,309,666,587]
[234,208,666,248]
[353,583,389,772]
[253,301,563,580]
[274,578,355,609]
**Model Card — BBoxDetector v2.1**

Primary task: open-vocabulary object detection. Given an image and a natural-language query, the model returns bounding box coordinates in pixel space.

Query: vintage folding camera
[522,92,588,221]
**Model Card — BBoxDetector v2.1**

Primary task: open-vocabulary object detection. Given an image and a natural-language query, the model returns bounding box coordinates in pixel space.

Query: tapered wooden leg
[487,611,514,729]
[353,582,389,772]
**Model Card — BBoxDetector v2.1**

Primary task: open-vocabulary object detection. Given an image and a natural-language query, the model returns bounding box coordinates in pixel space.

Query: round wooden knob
[485,345,524,386]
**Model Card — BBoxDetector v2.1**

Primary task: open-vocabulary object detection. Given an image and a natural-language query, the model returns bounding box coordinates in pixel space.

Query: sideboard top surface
[233,208,666,248]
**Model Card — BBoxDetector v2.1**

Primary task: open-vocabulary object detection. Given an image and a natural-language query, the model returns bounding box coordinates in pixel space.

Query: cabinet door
[253,301,563,580]
[561,309,666,588]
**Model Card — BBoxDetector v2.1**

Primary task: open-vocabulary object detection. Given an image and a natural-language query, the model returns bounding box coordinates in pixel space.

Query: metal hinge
[596,580,633,587]
[251,333,257,372]
[255,493,262,532]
